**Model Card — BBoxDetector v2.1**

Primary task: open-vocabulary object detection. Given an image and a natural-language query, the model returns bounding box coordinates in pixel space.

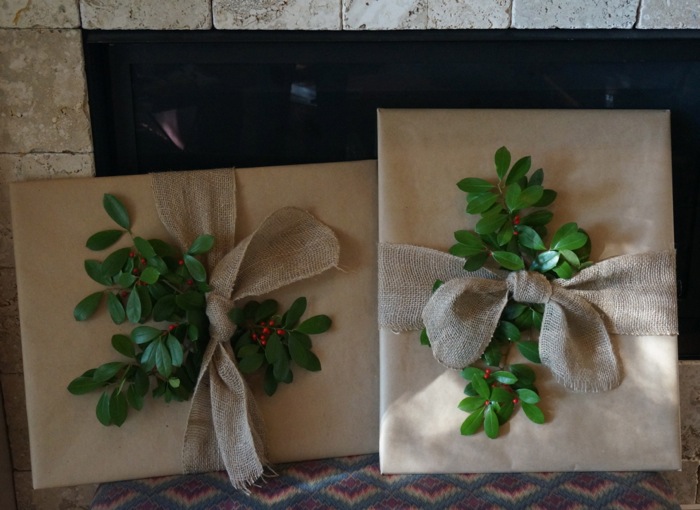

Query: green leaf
[139,266,160,285]
[255,299,279,323]
[284,297,307,328]
[166,334,184,367]
[450,242,486,258]
[155,339,173,377]
[153,294,177,322]
[149,239,178,258]
[491,251,525,271]
[289,334,321,371]
[73,291,104,321]
[493,371,518,384]
[103,194,130,230]
[237,343,261,358]
[115,272,137,288]
[96,392,112,426]
[106,292,126,324]
[109,389,128,427]
[264,365,278,396]
[522,402,545,424]
[517,341,542,364]
[168,377,180,388]
[460,406,485,436]
[471,374,491,400]
[559,249,581,269]
[458,396,486,412]
[227,307,246,326]
[517,225,546,251]
[187,234,215,255]
[67,376,102,395]
[457,177,495,193]
[494,146,511,180]
[475,213,508,235]
[175,291,205,311]
[533,189,557,207]
[297,315,332,335]
[496,400,515,424]
[265,333,285,364]
[503,302,527,320]
[433,280,443,292]
[93,361,124,383]
[84,260,111,285]
[136,287,151,322]
[553,261,574,279]
[504,183,521,212]
[131,325,161,345]
[510,364,536,386]
[505,156,531,185]
[126,384,144,411]
[466,192,499,214]
[271,355,289,382]
[482,342,502,366]
[516,388,541,404]
[490,386,513,403]
[484,405,500,439]
[461,366,485,381]
[529,167,544,186]
[494,321,521,342]
[464,251,489,271]
[552,232,588,252]
[419,328,431,346]
[111,334,135,358]
[454,230,486,250]
[521,210,553,227]
[238,353,264,374]
[101,247,132,277]
[140,340,158,371]
[496,222,514,247]
[147,256,168,274]
[550,222,578,247]
[531,250,560,273]
[134,367,150,396]
[86,229,124,251]
[133,237,156,259]
[183,254,206,282]
[126,286,141,322]
[514,185,544,210]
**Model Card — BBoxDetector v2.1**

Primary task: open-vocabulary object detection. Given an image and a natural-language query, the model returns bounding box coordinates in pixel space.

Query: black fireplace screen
[84,29,700,358]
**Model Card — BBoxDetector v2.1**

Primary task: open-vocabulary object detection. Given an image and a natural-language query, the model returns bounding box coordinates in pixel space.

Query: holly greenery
[425,146,593,438]
[68,194,212,426]
[229,297,331,396]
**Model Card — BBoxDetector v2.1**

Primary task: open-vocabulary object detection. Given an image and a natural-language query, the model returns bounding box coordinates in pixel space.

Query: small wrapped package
[377,109,680,473]
[11,161,378,488]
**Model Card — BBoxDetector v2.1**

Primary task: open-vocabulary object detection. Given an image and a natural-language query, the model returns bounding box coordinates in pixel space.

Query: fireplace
[84,29,700,358]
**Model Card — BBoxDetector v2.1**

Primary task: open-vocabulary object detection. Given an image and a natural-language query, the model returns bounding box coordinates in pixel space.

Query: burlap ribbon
[379,243,678,392]
[151,169,339,489]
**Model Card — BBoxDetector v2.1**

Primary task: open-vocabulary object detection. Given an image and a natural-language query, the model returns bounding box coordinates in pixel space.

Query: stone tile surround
[2,0,700,508]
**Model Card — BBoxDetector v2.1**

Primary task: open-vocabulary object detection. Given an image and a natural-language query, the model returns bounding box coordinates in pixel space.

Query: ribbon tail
[422,277,509,369]
[183,342,266,490]
[540,289,621,392]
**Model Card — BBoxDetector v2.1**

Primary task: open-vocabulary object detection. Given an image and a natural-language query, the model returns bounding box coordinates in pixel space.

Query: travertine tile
[0,385,16,510]
[80,0,211,29]
[214,0,341,29]
[0,0,80,28]
[0,29,91,154]
[662,459,699,505]
[0,268,22,375]
[14,471,95,510]
[428,0,511,29]
[1,374,29,471]
[343,0,428,29]
[680,361,700,459]
[638,0,700,28]
[512,0,638,28]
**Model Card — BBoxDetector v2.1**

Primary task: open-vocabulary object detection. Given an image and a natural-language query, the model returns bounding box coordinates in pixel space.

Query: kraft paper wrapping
[377,109,681,473]
[11,161,378,489]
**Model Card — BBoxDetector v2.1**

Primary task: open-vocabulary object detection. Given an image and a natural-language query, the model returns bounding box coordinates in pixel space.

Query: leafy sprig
[229,297,331,396]
[424,147,594,438]
[68,194,212,426]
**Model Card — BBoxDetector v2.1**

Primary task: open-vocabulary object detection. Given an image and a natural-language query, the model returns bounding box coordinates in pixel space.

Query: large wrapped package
[377,109,680,473]
[11,161,378,488]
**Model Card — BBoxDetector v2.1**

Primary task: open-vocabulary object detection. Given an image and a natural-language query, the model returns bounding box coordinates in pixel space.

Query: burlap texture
[378,242,677,392]
[151,169,340,489]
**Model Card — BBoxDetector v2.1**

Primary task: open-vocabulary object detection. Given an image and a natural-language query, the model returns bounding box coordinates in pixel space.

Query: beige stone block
[80,0,212,29]
[0,153,94,268]
[214,0,341,29]
[428,0,511,29]
[0,268,22,375]
[0,29,91,154]
[638,0,700,28]
[1,374,30,471]
[0,0,80,28]
[512,0,638,28]
[662,459,699,505]
[343,0,428,29]
[14,471,95,510]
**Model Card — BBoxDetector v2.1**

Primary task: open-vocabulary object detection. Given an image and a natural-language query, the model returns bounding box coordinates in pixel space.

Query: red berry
[261,339,267,346]
[120,291,128,298]
[276,329,285,336]
[251,333,258,340]
[129,251,135,258]
[484,400,490,406]
[259,321,266,326]
[186,279,194,285]
[132,268,139,275]
[168,324,176,332]
[262,327,271,335]
[140,258,147,264]
[513,230,519,236]
[268,320,275,326]
[513,398,519,404]
[178,259,184,266]
[514,215,521,225]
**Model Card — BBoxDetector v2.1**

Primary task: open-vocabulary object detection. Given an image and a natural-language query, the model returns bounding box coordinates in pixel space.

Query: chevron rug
[90,454,679,509]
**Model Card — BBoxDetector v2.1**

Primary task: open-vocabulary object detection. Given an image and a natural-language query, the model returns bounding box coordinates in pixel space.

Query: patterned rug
[91,454,680,509]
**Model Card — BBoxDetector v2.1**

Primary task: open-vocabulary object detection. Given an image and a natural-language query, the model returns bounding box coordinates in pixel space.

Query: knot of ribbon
[151,169,339,489]
[379,243,677,393]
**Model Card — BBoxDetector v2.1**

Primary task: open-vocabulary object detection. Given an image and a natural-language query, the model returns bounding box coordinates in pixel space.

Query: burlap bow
[379,243,677,392]
[151,169,339,489]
